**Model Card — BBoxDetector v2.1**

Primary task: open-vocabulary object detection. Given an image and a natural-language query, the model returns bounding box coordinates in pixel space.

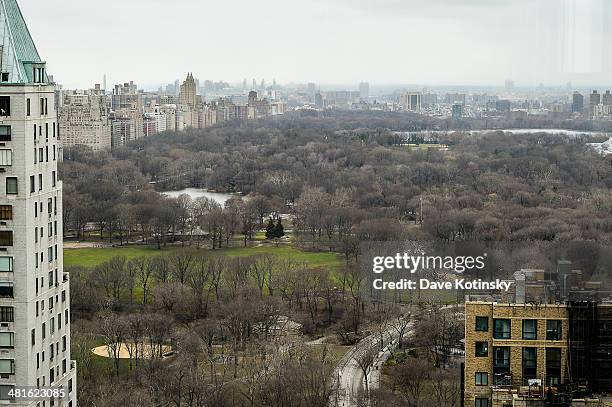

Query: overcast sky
[18,0,612,89]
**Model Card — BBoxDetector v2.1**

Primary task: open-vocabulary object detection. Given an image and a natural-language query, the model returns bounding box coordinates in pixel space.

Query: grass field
[64,243,345,271]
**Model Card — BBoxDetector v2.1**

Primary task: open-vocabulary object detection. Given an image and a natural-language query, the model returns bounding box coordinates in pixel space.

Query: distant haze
[20,0,612,89]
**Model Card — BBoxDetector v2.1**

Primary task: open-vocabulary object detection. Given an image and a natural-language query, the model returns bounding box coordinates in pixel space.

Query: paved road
[330,324,410,407]
[330,304,460,406]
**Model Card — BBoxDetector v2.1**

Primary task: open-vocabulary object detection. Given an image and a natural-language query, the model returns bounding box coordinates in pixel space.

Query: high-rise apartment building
[571,91,584,113]
[0,0,76,405]
[400,92,422,112]
[59,84,111,151]
[179,73,197,109]
[359,82,369,100]
[589,90,600,116]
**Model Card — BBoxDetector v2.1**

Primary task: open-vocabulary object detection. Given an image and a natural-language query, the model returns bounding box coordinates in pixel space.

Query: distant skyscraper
[571,91,584,113]
[248,91,258,105]
[0,0,77,404]
[242,79,247,91]
[252,79,256,90]
[307,83,316,102]
[314,92,324,108]
[400,92,422,111]
[452,103,463,119]
[421,93,438,109]
[505,79,515,90]
[179,73,198,108]
[589,90,601,115]
[603,90,612,106]
[359,82,369,100]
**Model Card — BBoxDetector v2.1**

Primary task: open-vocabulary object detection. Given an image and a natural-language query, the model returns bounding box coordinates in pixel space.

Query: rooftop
[0,0,48,84]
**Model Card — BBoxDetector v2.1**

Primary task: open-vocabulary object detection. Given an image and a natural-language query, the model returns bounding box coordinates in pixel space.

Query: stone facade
[58,85,111,151]
[0,1,77,404]
[465,302,568,407]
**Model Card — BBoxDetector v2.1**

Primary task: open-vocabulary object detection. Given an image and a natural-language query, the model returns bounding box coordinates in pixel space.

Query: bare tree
[95,256,127,307]
[354,347,378,399]
[390,308,412,349]
[389,357,431,407]
[98,310,126,376]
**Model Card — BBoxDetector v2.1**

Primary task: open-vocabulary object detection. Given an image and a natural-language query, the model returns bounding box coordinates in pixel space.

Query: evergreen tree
[265,217,275,239]
[274,217,285,238]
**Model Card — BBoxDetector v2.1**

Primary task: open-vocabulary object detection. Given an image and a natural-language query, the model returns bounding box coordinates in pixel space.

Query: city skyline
[19,0,612,89]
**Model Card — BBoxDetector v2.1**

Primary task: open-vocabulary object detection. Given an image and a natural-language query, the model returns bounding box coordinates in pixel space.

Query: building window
[493,319,511,339]
[0,231,13,246]
[26,99,30,116]
[0,333,14,349]
[546,320,562,340]
[475,398,489,407]
[0,126,10,142]
[493,347,511,385]
[0,150,11,167]
[475,316,489,332]
[5,177,17,195]
[0,307,13,322]
[0,206,11,220]
[522,347,537,384]
[522,319,537,340]
[546,348,562,386]
[0,384,14,401]
[0,359,14,374]
[0,97,9,116]
[475,372,488,386]
[0,283,12,298]
[475,341,489,357]
[0,257,12,272]
[38,174,42,191]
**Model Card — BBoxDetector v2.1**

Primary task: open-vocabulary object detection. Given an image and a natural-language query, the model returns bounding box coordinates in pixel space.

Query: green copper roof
[0,0,47,84]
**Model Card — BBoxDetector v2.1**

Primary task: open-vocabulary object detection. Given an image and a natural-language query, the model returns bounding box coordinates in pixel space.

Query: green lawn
[64,246,179,268]
[64,243,345,271]
[215,245,344,271]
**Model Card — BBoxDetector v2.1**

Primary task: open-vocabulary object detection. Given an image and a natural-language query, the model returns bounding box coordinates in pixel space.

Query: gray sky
[19,0,612,89]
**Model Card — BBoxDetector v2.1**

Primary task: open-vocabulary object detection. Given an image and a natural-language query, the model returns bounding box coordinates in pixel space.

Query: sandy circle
[92,342,172,359]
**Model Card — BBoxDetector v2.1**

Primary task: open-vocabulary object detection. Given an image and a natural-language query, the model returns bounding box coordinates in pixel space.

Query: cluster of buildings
[297,82,612,123]
[464,261,612,407]
[571,90,612,119]
[58,74,287,151]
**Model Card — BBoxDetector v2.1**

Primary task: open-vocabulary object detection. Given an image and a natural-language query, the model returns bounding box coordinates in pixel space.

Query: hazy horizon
[20,0,612,89]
